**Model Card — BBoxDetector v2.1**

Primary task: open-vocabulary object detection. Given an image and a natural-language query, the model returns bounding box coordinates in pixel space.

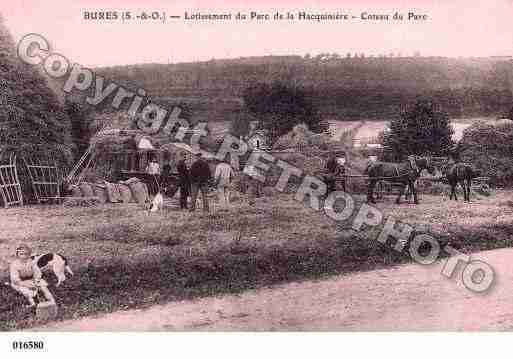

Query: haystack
[1,18,74,203]
[273,124,331,152]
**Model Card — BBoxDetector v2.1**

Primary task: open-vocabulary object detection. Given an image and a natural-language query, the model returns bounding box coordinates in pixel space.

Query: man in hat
[8,244,55,307]
[214,160,234,210]
[325,154,344,194]
[127,134,140,171]
[146,155,161,195]
[189,152,212,212]
[176,152,190,210]
[243,163,262,206]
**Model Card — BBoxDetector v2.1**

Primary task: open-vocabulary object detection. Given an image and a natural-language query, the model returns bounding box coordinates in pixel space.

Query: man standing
[337,157,346,192]
[189,152,211,212]
[214,161,234,210]
[127,134,139,171]
[146,155,161,195]
[176,152,190,210]
[325,154,343,194]
[243,163,262,206]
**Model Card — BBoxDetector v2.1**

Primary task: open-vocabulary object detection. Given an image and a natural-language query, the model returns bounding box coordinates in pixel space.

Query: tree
[229,110,253,139]
[242,82,329,143]
[380,100,454,161]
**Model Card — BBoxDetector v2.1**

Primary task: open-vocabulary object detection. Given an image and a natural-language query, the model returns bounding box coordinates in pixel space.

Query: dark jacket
[189,158,211,185]
[176,159,190,184]
[126,137,138,151]
[326,158,341,175]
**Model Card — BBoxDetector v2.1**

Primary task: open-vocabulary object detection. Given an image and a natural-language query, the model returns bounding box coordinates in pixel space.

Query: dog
[148,192,164,214]
[31,253,74,287]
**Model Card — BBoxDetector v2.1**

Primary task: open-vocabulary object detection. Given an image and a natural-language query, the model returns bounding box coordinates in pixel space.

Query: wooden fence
[0,153,23,208]
[23,156,61,204]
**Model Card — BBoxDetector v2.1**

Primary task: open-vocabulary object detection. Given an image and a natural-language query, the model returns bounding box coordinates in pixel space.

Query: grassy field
[1,190,513,330]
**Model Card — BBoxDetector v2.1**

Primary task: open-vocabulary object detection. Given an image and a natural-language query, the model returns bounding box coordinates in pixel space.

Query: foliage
[96,56,513,121]
[459,122,513,186]
[380,100,454,161]
[229,110,254,139]
[242,82,329,143]
[0,17,73,164]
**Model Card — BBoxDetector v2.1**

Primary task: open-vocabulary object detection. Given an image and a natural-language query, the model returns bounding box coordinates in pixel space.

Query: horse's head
[415,157,436,176]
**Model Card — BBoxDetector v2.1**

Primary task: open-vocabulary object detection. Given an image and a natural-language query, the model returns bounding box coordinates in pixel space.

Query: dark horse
[365,157,435,204]
[444,162,480,202]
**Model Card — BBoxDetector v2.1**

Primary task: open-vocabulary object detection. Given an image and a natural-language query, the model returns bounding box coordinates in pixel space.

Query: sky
[2,0,513,67]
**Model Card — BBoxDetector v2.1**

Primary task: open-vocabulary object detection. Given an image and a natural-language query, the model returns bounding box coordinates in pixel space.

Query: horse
[443,162,480,202]
[365,156,435,204]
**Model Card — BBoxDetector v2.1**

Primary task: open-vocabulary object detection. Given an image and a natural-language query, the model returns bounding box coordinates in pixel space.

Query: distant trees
[380,100,454,161]
[242,82,329,143]
[95,55,512,121]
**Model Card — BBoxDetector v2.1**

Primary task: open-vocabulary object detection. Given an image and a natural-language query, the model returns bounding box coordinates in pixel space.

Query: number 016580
[12,341,44,350]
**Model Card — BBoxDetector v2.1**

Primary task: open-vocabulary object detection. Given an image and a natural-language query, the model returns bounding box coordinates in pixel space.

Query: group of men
[145,151,344,211]
[175,152,240,212]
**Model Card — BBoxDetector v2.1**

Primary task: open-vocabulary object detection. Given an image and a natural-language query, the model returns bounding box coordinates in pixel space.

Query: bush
[459,122,513,186]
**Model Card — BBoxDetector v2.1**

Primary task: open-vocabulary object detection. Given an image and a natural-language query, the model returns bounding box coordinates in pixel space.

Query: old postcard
[1,0,513,356]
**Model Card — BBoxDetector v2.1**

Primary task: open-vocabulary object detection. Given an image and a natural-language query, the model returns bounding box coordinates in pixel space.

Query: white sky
[2,0,513,67]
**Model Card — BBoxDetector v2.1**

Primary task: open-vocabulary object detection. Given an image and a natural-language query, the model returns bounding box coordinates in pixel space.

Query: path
[35,247,513,331]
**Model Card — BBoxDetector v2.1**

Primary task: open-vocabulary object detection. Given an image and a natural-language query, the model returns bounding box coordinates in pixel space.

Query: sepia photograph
[1,0,513,355]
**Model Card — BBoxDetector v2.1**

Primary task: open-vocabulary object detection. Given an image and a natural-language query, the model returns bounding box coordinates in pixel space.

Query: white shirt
[146,161,161,175]
[214,163,234,186]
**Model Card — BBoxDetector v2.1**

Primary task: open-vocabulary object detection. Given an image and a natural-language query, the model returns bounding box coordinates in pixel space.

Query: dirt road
[35,247,513,331]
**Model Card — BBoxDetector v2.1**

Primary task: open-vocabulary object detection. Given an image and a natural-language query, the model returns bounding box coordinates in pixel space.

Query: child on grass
[8,244,55,307]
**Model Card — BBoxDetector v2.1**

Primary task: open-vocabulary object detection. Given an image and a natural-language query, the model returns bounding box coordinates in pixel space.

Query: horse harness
[391,157,418,179]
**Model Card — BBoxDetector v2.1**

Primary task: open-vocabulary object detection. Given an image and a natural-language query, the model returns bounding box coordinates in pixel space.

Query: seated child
[8,244,55,307]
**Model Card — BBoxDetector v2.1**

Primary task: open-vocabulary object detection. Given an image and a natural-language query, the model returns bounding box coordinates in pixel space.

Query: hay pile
[261,152,326,192]
[273,124,331,153]
[0,18,73,165]
[65,178,149,206]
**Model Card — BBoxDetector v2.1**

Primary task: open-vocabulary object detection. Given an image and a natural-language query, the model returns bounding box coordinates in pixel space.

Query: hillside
[93,56,513,123]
